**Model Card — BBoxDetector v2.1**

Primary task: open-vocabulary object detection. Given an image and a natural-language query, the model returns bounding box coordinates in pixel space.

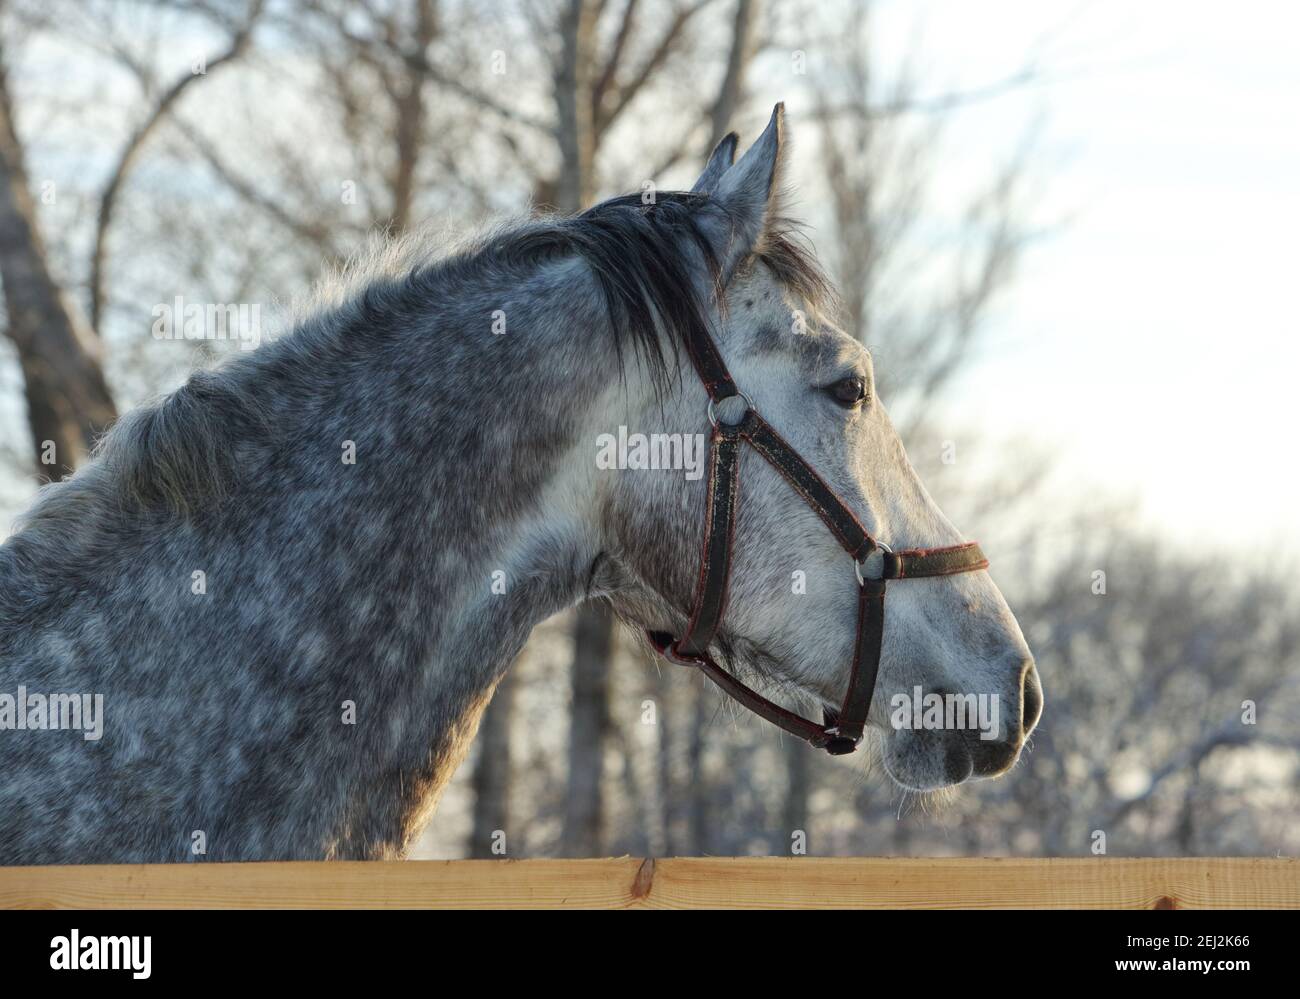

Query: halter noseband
[647,320,989,756]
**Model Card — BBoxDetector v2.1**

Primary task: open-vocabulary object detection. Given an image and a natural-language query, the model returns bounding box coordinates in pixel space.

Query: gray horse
[0,106,1040,863]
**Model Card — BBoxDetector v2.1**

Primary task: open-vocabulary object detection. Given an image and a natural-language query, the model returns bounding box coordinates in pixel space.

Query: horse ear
[691,132,739,193]
[701,103,786,275]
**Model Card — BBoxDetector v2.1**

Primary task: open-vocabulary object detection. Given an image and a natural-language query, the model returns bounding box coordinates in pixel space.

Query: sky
[849,1,1300,555]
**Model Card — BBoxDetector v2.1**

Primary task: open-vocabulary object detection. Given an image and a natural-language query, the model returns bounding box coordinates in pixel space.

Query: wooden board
[1,857,1295,909]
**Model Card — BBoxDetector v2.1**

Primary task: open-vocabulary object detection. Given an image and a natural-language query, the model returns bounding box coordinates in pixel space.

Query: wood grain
[1,857,1295,909]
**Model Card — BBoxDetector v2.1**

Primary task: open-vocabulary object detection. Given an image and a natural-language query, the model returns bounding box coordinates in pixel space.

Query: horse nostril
[966,732,1019,776]
[943,738,975,785]
[1021,660,1043,736]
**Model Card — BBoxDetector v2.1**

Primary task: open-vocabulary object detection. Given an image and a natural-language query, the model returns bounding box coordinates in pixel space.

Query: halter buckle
[854,541,893,585]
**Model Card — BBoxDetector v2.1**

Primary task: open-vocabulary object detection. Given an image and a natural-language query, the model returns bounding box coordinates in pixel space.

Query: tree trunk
[555,0,597,213]
[469,665,519,858]
[782,735,809,851]
[554,0,760,860]
[656,669,676,855]
[386,0,437,234]
[0,58,116,476]
[555,0,612,859]
[561,603,614,855]
[706,0,759,148]
[687,683,710,853]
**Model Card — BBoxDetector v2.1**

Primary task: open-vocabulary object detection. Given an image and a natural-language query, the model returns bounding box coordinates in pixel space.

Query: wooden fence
[1,857,1296,909]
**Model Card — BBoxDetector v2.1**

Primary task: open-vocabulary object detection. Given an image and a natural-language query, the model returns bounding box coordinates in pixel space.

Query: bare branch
[705,0,757,147]
[594,0,720,137]
[590,0,640,119]
[170,116,345,262]
[88,0,263,331]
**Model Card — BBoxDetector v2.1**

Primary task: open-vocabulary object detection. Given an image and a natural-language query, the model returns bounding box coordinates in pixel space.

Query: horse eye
[826,375,867,408]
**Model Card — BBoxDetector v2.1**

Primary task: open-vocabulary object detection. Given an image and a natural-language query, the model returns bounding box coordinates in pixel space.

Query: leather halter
[647,320,989,756]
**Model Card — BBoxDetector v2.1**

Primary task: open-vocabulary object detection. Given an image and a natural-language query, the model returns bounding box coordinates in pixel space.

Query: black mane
[414,190,836,389]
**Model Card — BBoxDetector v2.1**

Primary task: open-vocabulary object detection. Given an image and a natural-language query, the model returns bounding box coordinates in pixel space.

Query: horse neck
[382,269,618,621]
[254,263,624,845]
[0,252,635,860]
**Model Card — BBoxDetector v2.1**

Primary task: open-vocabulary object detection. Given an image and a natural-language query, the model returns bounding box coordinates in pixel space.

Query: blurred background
[1,0,1297,858]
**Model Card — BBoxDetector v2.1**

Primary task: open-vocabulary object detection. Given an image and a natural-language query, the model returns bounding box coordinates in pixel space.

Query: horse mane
[6,191,834,546]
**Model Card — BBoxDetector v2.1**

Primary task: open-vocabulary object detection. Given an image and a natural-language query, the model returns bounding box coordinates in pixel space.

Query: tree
[552,0,761,858]
[12,0,1292,862]
[0,47,116,476]
[0,0,263,477]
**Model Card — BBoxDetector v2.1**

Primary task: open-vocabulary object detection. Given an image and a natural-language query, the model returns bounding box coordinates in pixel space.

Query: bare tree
[811,0,1037,433]
[539,0,763,857]
[0,0,264,476]
[0,41,116,475]
[88,0,263,330]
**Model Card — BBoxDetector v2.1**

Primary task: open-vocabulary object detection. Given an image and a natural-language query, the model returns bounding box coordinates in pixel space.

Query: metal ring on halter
[854,540,893,585]
[707,392,754,429]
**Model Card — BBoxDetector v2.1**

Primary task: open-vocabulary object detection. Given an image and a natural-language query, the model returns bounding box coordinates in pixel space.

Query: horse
[0,106,1041,863]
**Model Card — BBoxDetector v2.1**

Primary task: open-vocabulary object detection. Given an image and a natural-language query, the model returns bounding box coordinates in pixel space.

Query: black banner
[0,908,1287,986]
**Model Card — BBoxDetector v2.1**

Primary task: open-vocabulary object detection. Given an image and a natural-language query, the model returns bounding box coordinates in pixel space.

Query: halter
[647,319,989,756]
